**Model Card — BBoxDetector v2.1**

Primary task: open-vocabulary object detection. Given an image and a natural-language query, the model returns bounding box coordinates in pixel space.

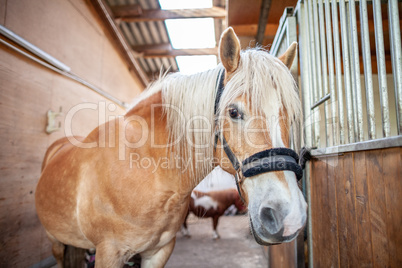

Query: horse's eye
[229,108,241,119]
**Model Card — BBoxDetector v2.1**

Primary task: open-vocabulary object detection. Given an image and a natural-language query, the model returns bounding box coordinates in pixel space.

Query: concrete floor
[165,214,268,268]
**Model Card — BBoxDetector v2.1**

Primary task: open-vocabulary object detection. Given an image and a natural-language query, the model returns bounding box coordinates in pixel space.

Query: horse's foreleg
[94,242,125,268]
[46,232,65,268]
[183,209,189,229]
[212,216,220,239]
[181,210,191,238]
[141,238,176,268]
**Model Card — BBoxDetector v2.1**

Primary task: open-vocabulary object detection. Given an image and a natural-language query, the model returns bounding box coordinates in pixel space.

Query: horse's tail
[41,136,84,171]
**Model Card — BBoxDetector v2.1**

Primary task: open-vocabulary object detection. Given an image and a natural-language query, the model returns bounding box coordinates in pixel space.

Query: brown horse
[35,28,307,267]
[181,189,247,239]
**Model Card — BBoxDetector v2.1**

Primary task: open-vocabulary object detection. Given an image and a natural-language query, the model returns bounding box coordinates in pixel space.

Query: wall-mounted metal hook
[46,107,63,134]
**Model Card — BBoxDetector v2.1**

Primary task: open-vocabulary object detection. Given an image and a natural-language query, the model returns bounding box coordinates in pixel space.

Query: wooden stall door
[310,147,402,267]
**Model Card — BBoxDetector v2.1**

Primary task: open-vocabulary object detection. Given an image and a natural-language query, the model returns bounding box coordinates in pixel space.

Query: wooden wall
[0,0,144,266]
[310,147,402,267]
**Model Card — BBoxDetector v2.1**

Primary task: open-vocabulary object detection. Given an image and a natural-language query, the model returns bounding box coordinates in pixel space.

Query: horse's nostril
[260,207,281,234]
[261,207,276,223]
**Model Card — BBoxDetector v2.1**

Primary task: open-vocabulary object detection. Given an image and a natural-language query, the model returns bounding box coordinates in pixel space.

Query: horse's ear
[219,27,241,74]
[278,42,297,69]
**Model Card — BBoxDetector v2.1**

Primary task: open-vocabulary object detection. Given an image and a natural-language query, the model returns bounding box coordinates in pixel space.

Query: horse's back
[189,189,240,216]
[41,136,84,171]
[36,136,94,248]
[192,189,236,203]
[208,189,238,202]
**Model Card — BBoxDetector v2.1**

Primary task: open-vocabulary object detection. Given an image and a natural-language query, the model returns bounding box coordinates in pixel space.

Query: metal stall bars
[339,0,356,144]
[360,0,376,140]
[298,0,400,151]
[373,0,391,138]
[388,0,402,135]
[270,7,299,151]
[348,0,364,143]
[307,0,322,148]
[293,0,402,267]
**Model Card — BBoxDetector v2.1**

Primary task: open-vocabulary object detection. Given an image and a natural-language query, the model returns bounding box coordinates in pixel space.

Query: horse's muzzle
[249,213,301,246]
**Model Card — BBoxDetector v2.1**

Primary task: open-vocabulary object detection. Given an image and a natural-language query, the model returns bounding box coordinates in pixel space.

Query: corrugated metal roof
[105,0,226,81]
[107,0,178,80]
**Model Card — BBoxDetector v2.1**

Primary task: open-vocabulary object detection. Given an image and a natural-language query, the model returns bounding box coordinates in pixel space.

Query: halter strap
[216,131,241,171]
[213,70,246,202]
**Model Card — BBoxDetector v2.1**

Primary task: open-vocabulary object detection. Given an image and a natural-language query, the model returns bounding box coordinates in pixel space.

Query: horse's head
[215,28,307,245]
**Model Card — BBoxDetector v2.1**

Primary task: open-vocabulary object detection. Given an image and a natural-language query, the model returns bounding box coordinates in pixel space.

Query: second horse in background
[182,189,247,239]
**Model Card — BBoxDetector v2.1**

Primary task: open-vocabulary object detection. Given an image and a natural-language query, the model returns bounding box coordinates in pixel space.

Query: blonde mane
[130,48,301,182]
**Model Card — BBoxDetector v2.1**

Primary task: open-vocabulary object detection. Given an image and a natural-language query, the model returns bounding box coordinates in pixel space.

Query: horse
[181,189,247,239]
[35,27,307,268]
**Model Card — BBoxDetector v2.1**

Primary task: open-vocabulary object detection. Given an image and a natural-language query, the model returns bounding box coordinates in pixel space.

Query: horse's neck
[226,192,237,208]
[126,91,211,195]
[206,191,236,210]
[222,190,238,208]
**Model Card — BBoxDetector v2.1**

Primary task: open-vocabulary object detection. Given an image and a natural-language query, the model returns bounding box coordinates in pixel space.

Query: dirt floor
[165,214,268,268]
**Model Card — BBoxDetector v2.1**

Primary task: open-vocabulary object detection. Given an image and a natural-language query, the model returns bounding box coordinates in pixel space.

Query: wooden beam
[89,0,148,87]
[113,6,226,22]
[132,43,172,53]
[256,0,272,45]
[110,4,142,18]
[140,47,218,58]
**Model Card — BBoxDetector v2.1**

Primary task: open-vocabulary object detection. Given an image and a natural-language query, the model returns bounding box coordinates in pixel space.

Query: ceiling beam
[112,6,226,22]
[89,0,148,87]
[132,43,172,53]
[110,4,142,18]
[256,0,272,45]
[138,47,218,59]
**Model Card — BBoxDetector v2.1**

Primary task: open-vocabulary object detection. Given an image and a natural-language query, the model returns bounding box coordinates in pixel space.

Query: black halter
[213,69,310,203]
